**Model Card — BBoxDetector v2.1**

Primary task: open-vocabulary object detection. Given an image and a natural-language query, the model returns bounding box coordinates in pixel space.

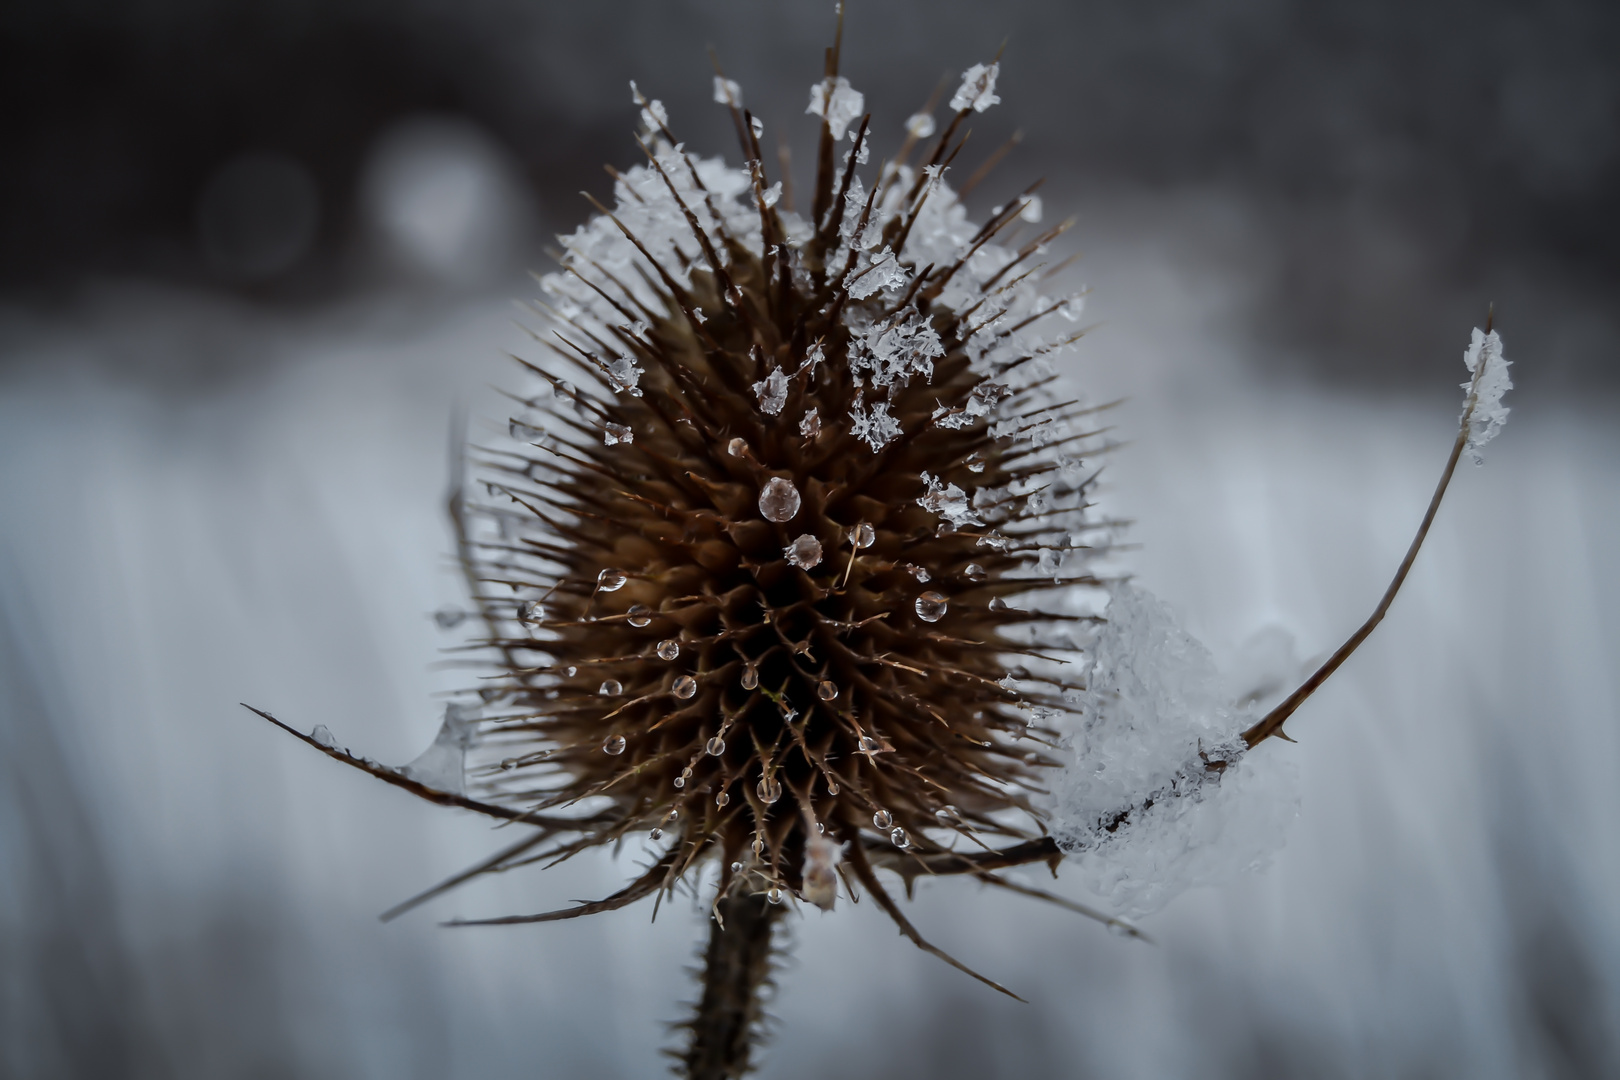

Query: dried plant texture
[448,41,1114,985]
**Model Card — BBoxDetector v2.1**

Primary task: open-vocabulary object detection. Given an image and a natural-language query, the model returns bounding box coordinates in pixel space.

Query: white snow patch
[1048,585,1299,917]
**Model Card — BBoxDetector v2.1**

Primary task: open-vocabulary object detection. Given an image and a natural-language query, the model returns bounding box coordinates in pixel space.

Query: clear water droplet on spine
[650,827,662,839]
[657,639,680,660]
[914,591,948,622]
[311,724,338,749]
[889,827,909,849]
[741,664,759,690]
[988,596,1009,611]
[706,736,727,756]
[672,675,697,699]
[627,604,651,627]
[873,810,893,830]
[756,777,782,804]
[767,887,783,905]
[597,569,627,592]
[731,861,743,872]
[964,563,986,580]
[816,680,838,701]
[602,735,626,755]
[850,522,875,549]
[727,437,747,457]
[716,791,730,807]
[599,679,623,696]
[758,476,802,522]
[858,735,880,755]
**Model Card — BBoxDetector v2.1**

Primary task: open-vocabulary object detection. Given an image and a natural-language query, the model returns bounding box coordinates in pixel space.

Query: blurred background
[1,1,1616,1077]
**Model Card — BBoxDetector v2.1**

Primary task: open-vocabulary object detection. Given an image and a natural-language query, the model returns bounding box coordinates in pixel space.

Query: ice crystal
[950,62,1001,113]
[753,366,790,415]
[1461,327,1512,464]
[916,471,984,528]
[807,75,864,140]
[848,393,902,451]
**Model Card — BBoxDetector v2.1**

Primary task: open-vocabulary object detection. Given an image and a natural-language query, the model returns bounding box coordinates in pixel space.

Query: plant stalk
[681,890,784,1080]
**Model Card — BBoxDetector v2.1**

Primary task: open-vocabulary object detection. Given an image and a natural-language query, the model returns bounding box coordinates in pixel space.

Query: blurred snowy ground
[2,193,1617,1079]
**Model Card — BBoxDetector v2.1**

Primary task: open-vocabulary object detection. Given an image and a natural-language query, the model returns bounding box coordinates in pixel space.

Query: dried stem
[679,891,785,1079]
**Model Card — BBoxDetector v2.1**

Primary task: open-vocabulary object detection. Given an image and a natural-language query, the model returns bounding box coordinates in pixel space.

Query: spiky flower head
[452,46,1110,964]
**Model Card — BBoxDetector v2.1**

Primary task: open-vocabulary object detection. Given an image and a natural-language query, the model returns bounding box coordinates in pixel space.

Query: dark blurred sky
[3,0,1617,384]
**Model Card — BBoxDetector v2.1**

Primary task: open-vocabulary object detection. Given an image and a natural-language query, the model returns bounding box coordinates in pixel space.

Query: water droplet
[752,836,765,856]
[603,735,626,755]
[890,827,909,849]
[673,775,686,789]
[716,791,731,807]
[731,861,744,872]
[849,522,875,549]
[310,724,338,749]
[826,781,840,795]
[650,828,663,839]
[1024,751,1039,763]
[657,639,680,660]
[858,735,881,755]
[816,822,826,834]
[666,807,678,821]
[627,604,652,627]
[564,666,578,677]
[767,887,783,905]
[727,437,747,457]
[784,534,823,570]
[964,563,986,581]
[597,569,627,592]
[914,591,948,622]
[599,680,623,696]
[673,675,698,699]
[520,600,546,622]
[500,758,517,770]
[741,664,759,690]
[756,777,782,803]
[988,596,1009,611]
[935,804,960,821]
[1107,920,1133,938]
[816,680,838,701]
[873,810,893,830]
[434,607,468,629]
[758,477,801,522]
[706,736,727,756]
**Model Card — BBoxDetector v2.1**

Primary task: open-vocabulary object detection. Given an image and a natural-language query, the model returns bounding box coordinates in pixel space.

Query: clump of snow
[950,63,1001,113]
[807,76,865,140]
[1461,327,1512,465]
[1048,585,1299,917]
[399,703,479,795]
[849,313,943,389]
[844,247,907,299]
[753,366,790,416]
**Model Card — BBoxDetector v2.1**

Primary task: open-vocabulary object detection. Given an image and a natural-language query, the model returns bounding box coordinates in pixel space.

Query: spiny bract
[456,56,1116,948]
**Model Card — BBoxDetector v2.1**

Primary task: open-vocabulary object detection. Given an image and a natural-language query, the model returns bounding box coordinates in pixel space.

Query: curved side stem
[1241,310,1496,749]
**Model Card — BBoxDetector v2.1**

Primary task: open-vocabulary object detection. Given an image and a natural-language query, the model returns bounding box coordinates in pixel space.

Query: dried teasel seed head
[453,45,1110,962]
